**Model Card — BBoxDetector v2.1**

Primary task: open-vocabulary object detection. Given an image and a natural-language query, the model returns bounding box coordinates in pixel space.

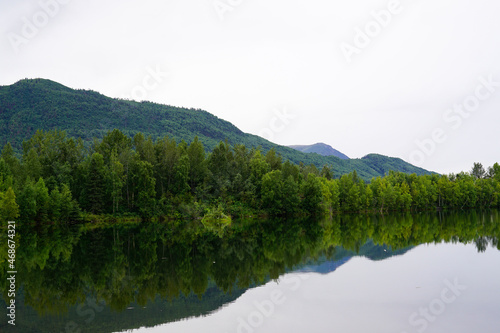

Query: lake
[1,210,499,333]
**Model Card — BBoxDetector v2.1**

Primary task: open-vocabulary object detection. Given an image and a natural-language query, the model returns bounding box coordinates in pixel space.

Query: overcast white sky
[1,0,499,174]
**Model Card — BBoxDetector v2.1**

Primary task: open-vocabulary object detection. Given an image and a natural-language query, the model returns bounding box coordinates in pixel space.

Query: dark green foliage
[1,143,20,180]
[85,153,106,214]
[17,179,37,223]
[0,187,19,221]
[21,129,84,191]
[0,127,499,222]
[107,149,124,214]
[34,178,50,223]
[0,78,432,181]
[265,148,282,171]
[261,170,285,214]
[187,136,207,193]
[320,165,334,180]
[300,174,323,214]
[131,159,156,219]
[201,205,231,237]
[207,141,233,199]
[94,128,133,164]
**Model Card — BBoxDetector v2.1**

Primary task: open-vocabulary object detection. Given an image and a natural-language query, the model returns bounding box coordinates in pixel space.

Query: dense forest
[0,129,499,223]
[0,78,431,180]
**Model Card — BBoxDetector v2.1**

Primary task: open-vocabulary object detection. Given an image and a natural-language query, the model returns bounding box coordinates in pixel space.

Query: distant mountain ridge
[0,78,433,180]
[288,143,350,160]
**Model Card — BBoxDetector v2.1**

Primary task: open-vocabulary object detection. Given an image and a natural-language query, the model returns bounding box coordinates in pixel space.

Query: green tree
[471,162,486,179]
[265,148,282,171]
[1,143,20,181]
[23,148,42,181]
[58,184,80,222]
[300,173,323,214]
[131,160,156,218]
[154,136,179,197]
[396,181,412,210]
[86,153,106,214]
[173,154,190,195]
[339,172,362,212]
[94,129,133,164]
[107,150,125,214]
[319,178,339,214]
[261,170,284,215]
[249,150,270,197]
[0,187,20,221]
[207,141,234,199]
[22,130,83,190]
[455,173,477,208]
[282,175,300,214]
[488,163,500,182]
[0,158,14,192]
[134,133,157,166]
[17,179,37,223]
[49,186,62,221]
[34,178,50,223]
[320,165,334,180]
[281,160,300,182]
[187,136,207,193]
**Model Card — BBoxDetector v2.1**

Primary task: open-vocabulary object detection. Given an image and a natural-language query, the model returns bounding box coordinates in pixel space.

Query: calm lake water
[1,211,499,333]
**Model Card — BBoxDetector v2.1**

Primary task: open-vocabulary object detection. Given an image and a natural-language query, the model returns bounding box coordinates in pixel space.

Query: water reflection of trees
[1,210,500,315]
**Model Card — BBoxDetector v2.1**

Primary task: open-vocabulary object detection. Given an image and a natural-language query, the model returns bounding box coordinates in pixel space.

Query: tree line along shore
[0,129,499,223]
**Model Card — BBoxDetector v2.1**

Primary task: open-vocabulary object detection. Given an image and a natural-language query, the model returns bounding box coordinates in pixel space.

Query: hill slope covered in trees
[288,143,350,159]
[0,78,431,180]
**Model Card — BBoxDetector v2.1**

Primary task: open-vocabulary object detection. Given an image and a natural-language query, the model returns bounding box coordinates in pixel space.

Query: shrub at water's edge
[201,205,231,237]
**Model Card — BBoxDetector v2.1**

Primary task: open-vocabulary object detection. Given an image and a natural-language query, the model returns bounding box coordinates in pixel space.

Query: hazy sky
[1,0,499,174]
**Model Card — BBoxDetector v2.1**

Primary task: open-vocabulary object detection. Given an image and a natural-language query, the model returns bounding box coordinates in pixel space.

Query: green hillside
[288,142,350,159]
[0,78,432,179]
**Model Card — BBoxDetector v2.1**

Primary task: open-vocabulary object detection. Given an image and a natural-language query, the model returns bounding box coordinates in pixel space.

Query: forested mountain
[288,143,350,160]
[0,78,431,180]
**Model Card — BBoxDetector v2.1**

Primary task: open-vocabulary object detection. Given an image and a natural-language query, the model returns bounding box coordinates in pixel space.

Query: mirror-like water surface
[1,210,499,332]
[146,243,500,333]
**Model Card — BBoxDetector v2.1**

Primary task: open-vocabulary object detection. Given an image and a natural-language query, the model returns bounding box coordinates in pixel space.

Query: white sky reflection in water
[128,243,500,333]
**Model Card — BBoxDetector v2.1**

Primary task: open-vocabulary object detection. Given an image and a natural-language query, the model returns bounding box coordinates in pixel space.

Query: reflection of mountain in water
[1,211,499,333]
[300,256,352,274]
[296,240,412,275]
[16,243,405,333]
[0,286,246,333]
[0,243,409,333]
